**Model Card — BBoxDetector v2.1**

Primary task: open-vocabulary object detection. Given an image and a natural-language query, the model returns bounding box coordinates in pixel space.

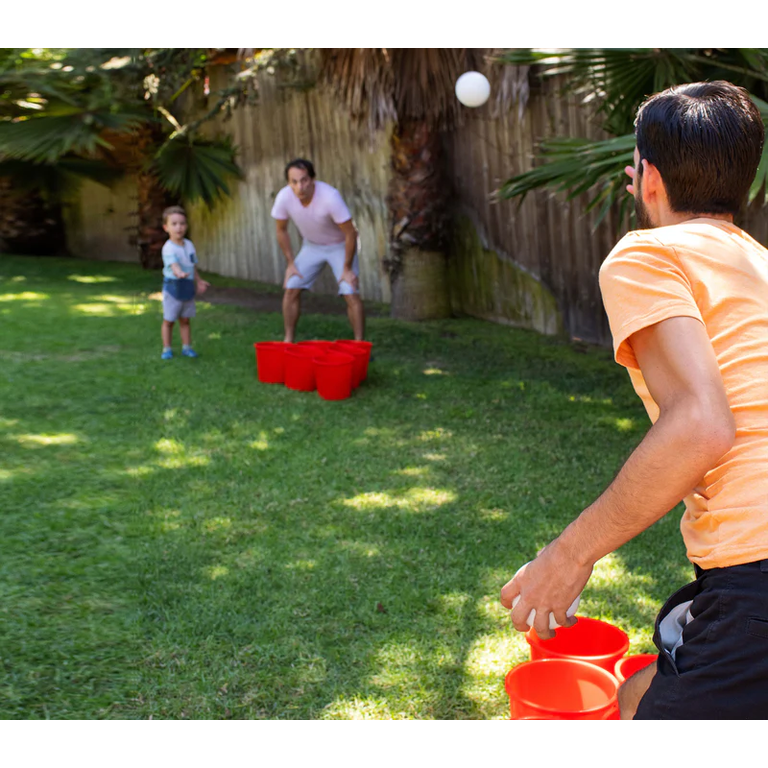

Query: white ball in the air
[455,71,491,108]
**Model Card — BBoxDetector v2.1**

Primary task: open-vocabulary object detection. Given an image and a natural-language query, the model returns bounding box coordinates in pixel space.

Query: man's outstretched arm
[500,316,736,638]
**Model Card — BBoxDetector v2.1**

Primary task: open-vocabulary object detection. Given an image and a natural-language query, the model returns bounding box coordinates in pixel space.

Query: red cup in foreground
[614,653,658,684]
[254,341,289,384]
[526,616,630,674]
[515,716,566,720]
[314,351,355,401]
[284,346,318,392]
[505,658,619,720]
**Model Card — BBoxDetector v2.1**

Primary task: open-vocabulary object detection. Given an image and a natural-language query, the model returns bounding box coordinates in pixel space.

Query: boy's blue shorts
[162,291,196,322]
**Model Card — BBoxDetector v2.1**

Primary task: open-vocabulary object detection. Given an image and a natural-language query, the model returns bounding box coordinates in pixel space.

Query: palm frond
[498,134,635,227]
[498,48,768,215]
[749,95,768,205]
[153,136,243,207]
[502,49,704,135]
[0,111,145,163]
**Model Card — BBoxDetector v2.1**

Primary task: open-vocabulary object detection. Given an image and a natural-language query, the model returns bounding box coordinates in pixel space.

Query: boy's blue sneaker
[181,348,199,358]
[161,349,173,360]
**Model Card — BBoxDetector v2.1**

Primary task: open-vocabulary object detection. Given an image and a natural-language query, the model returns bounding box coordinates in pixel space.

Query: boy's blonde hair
[162,206,186,224]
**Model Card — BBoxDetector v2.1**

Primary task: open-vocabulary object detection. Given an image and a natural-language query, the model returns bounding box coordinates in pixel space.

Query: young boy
[160,206,210,360]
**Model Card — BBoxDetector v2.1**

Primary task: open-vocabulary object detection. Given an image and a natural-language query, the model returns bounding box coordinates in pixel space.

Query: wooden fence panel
[62,56,768,344]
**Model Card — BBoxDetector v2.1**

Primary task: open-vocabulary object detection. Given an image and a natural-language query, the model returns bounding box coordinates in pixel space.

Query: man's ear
[640,159,665,200]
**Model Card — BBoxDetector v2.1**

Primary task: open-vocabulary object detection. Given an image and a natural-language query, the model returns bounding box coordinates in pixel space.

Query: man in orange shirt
[500,81,768,719]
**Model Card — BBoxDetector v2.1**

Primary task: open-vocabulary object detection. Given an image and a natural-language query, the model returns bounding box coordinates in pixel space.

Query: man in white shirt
[271,158,365,342]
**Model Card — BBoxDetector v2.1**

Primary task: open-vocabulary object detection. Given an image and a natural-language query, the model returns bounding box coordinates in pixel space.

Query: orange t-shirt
[599,218,768,569]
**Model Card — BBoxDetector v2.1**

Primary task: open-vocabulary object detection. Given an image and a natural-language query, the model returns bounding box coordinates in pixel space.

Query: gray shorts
[162,291,196,322]
[286,241,359,295]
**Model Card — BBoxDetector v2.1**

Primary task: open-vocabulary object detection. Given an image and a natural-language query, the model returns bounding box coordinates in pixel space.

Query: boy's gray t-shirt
[162,238,197,281]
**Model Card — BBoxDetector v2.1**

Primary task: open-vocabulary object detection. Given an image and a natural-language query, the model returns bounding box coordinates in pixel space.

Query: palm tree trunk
[0,178,67,256]
[128,125,176,270]
[137,168,175,270]
[387,118,452,320]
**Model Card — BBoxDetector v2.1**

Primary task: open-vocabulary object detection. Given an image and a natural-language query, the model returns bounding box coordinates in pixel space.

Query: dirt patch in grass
[148,286,387,317]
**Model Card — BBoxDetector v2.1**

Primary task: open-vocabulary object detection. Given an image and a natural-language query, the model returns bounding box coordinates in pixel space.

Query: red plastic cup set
[253,340,372,401]
[505,617,658,720]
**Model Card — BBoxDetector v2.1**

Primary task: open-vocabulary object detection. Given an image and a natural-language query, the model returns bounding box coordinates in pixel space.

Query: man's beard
[634,176,655,229]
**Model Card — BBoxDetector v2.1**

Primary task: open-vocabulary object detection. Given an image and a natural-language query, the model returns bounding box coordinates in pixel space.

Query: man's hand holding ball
[501,555,587,640]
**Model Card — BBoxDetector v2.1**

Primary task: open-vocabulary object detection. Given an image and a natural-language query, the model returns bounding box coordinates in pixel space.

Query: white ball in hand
[512,563,581,632]
[512,593,581,630]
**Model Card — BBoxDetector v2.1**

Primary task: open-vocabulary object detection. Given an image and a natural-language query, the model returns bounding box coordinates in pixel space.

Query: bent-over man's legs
[344,294,365,341]
[283,288,302,343]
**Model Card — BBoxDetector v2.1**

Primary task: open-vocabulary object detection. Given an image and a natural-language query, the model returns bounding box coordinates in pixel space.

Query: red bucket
[314,351,355,401]
[332,342,366,387]
[284,346,318,392]
[334,340,372,381]
[297,340,335,355]
[254,341,289,384]
[505,658,619,720]
[614,653,657,684]
[526,617,630,673]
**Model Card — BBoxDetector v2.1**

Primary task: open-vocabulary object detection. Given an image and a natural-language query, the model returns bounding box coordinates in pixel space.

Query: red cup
[284,346,318,392]
[334,340,372,381]
[515,716,567,720]
[296,340,335,355]
[332,342,366,387]
[525,617,630,674]
[614,653,657,684]
[314,351,355,401]
[505,658,619,720]
[254,341,289,384]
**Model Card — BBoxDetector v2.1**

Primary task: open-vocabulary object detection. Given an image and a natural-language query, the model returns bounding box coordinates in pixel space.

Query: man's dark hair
[285,158,316,180]
[635,80,764,217]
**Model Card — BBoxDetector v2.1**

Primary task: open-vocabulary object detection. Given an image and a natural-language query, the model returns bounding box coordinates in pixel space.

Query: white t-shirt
[270,180,352,245]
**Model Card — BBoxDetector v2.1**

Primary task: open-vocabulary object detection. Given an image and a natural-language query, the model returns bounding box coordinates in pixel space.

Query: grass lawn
[0,254,691,720]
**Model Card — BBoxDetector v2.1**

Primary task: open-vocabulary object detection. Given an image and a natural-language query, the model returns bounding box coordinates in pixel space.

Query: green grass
[0,254,690,720]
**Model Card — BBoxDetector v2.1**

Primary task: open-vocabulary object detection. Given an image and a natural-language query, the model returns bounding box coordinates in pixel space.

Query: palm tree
[497,48,768,226]
[0,48,243,266]
[319,48,488,319]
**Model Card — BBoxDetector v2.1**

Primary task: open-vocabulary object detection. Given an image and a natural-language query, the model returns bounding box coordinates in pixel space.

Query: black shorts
[635,559,768,719]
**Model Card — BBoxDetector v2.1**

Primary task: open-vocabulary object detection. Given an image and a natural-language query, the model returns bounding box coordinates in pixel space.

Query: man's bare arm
[501,316,736,638]
[276,219,302,287]
[337,219,358,290]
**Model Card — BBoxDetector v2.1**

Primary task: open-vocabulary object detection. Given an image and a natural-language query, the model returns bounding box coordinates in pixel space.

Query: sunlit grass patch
[72,302,139,316]
[67,275,117,284]
[0,291,49,301]
[342,487,456,512]
[322,696,397,720]
[16,432,80,446]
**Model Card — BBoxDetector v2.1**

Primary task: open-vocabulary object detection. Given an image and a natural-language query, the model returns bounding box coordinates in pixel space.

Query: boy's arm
[163,245,189,279]
[194,260,210,294]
